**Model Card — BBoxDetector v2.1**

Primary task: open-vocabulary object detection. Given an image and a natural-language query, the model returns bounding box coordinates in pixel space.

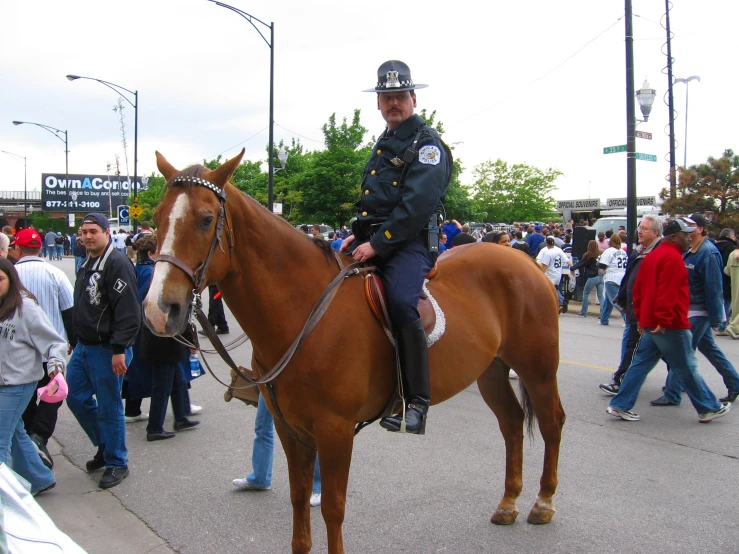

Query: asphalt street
[37,256,739,553]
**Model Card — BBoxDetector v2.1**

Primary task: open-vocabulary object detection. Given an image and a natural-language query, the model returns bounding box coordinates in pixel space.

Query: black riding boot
[380,319,430,435]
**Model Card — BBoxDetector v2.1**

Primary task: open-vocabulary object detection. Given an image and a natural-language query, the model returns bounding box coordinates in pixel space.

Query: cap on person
[363,60,428,93]
[81,213,110,230]
[663,217,697,236]
[546,236,555,245]
[534,225,542,232]
[12,228,43,248]
[688,213,708,228]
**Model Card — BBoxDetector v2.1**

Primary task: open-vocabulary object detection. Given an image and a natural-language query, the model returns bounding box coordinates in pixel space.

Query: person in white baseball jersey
[537,236,573,312]
[598,233,628,325]
[12,228,75,469]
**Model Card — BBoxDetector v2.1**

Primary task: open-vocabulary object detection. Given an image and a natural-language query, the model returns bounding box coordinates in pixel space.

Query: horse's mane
[308,235,335,260]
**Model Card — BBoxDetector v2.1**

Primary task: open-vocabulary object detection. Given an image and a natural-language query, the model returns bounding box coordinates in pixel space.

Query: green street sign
[635,153,657,162]
[603,145,627,154]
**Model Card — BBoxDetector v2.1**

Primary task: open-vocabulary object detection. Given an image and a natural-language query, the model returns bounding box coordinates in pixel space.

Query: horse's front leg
[275,421,317,554]
[315,419,356,554]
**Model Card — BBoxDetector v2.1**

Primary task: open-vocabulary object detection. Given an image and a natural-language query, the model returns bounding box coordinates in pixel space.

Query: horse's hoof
[527,505,556,524]
[491,508,519,525]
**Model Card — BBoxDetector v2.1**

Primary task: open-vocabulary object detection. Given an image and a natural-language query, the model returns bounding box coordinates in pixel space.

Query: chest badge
[390,157,404,167]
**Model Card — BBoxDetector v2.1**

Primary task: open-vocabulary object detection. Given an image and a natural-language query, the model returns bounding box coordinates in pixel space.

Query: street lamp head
[66,75,80,81]
[12,121,23,126]
[636,79,656,121]
[277,146,288,168]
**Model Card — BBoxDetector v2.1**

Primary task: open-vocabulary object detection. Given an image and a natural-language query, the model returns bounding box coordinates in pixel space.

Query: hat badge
[385,70,400,88]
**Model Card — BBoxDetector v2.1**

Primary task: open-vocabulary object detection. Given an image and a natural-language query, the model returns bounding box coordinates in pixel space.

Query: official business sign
[556,198,601,210]
[117,205,130,225]
[606,196,658,208]
[41,173,147,213]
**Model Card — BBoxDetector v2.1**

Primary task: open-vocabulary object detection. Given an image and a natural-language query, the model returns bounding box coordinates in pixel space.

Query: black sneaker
[86,449,106,473]
[173,418,200,432]
[719,391,739,403]
[34,482,56,496]
[599,383,619,396]
[99,466,129,489]
[216,328,230,335]
[29,433,53,469]
[147,430,176,441]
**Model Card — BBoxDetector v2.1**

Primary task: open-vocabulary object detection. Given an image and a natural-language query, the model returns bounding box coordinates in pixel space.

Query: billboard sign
[41,173,147,213]
[556,198,601,210]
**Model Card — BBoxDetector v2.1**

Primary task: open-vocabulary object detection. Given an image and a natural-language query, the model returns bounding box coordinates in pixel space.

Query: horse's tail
[519,382,537,439]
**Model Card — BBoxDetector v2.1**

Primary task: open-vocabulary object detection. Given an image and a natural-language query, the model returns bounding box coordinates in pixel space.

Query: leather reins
[153,174,375,447]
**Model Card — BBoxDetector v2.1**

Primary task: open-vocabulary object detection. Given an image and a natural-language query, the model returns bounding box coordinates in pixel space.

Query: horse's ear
[155,151,180,182]
[210,148,245,188]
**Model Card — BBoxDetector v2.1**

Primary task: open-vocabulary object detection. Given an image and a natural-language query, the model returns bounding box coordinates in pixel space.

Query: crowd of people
[0,215,206,495]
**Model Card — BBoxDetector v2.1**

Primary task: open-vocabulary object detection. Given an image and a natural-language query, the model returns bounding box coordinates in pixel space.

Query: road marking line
[560,359,616,372]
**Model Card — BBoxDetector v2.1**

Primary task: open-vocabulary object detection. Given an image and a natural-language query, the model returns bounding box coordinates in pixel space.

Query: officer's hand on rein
[352,242,377,263]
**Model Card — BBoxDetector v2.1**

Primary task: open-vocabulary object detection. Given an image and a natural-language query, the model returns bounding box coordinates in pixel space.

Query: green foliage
[134,174,167,222]
[292,111,371,226]
[470,159,561,222]
[660,149,739,230]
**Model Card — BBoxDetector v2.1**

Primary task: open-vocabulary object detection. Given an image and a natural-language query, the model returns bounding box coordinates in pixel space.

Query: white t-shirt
[114,233,127,249]
[537,246,568,285]
[599,246,628,284]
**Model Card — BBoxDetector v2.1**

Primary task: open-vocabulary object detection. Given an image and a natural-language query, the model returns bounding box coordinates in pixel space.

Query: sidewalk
[35,439,174,554]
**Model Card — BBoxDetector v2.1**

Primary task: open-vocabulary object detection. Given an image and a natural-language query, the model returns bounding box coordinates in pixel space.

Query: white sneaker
[509,370,519,379]
[232,478,271,491]
[698,402,731,423]
[606,406,640,421]
[310,493,321,507]
[125,412,149,423]
[189,404,203,414]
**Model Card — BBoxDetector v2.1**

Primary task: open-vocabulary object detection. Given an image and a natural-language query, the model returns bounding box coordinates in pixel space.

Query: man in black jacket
[66,213,141,489]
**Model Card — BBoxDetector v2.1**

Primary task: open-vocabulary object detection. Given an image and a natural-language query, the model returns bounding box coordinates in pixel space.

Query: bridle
[155,175,232,293]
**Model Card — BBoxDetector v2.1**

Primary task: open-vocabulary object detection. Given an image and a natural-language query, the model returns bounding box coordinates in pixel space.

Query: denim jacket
[683,238,726,327]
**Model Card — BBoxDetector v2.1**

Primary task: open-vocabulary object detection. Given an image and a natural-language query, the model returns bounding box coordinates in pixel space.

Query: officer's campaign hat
[363,60,428,93]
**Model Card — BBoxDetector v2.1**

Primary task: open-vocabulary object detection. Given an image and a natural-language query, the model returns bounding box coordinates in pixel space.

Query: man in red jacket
[606,217,731,423]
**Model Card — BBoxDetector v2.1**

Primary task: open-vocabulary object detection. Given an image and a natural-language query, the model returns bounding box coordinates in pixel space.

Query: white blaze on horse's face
[144,192,191,335]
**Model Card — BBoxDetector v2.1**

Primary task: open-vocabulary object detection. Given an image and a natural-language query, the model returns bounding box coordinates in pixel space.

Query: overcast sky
[1,0,736,208]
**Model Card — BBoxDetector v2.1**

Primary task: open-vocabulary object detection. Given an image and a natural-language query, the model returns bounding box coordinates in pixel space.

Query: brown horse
[143,150,565,554]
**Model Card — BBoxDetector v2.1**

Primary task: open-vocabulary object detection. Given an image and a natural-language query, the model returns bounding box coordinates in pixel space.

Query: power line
[275,123,324,144]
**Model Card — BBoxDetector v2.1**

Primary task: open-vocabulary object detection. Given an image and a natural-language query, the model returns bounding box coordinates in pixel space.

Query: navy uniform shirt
[356,113,451,259]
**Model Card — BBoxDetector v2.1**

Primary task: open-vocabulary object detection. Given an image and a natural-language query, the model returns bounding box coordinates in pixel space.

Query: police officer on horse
[341,60,452,434]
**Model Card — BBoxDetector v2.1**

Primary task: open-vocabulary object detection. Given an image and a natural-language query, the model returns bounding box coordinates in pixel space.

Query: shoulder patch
[113,279,128,294]
[418,145,441,166]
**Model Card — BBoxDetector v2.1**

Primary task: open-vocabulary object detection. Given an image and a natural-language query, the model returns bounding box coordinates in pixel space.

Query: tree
[470,159,561,223]
[293,110,371,226]
[660,149,739,230]
[134,174,166,222]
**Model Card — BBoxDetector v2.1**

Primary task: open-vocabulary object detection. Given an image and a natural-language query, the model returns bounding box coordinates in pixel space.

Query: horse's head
[143,149,244,336]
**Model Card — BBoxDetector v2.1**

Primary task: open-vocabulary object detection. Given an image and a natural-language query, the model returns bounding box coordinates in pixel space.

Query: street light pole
[12,121,69,229]
[0,149,27,224]
[66,74,139,232]
[674,76,700,169]
[625,0,637,255]
[208,1,276,213]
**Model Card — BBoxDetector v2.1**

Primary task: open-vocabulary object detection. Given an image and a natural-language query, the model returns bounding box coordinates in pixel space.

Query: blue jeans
[247,394,320,493]
[147,362,189,434]
[55,244,63,259]
[610,328,721,415]
[0,383,56,493]
[600,281,625,325]
[41,245,47,258]
[663,316,739,403]
[579,275,604,315]
[75,256,86,275]
[717,300,731,332]
[66,343,131,468]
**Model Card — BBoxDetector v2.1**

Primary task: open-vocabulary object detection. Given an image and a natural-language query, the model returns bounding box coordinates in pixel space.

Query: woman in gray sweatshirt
[0,257,67,495]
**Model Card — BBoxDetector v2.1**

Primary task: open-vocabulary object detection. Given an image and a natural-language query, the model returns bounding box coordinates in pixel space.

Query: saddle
[364,265,439,337]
